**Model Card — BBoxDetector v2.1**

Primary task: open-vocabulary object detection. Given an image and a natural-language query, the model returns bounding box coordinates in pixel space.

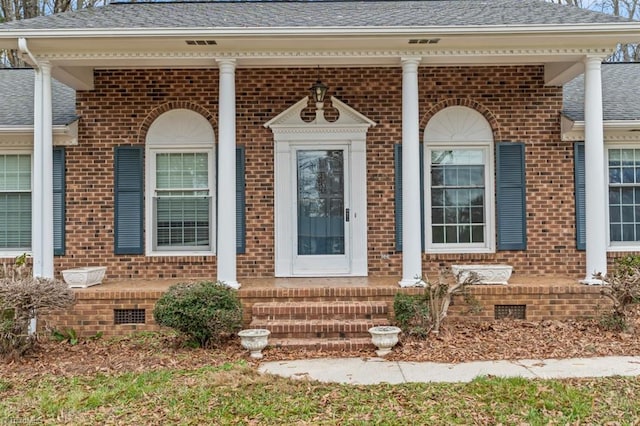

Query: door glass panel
[297,150,345,255]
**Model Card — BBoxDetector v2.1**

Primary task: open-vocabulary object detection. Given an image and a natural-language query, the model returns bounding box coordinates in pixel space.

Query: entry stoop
[249,301,389,350]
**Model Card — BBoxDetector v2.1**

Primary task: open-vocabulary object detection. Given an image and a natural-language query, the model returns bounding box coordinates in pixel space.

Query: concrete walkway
[258,356,640,385]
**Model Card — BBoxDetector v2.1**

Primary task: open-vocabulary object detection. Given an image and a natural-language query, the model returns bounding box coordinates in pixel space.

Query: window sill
[607,245,640,253]
[145,251,216,257]
[425,246,495,255]
[0,250,31,259]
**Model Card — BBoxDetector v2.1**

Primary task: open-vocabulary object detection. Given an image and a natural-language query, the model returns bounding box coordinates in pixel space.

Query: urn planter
[451,264,513,285]
[238,329,270,359]
[368,325,401,357]
[61,266,107,288]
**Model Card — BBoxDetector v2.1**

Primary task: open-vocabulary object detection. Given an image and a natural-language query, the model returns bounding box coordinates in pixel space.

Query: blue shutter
[114,146,143,255]
[574,142,586,250]
[496,142,527,250]
[394,144,424,252]
[394,144,403,251]
[53,147,65,256]
[236,146,246,254]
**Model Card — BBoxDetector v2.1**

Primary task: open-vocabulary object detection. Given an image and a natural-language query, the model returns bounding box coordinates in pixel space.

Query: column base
[580,277,605,286]
[398,278,426,288]
[220,280,241,290]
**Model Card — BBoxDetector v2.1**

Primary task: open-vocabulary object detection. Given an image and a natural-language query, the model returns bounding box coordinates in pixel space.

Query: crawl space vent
[114,309,146,325]
[494,305,526,320]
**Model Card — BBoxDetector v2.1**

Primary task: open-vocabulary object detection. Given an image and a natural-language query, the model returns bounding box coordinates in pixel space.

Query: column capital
[400,56,422,70]
[39,60,52,74]
[217,58,236,72]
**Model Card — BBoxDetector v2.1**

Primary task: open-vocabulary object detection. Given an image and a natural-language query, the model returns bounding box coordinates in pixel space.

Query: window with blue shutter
[53,147,65,255]
[496,142,527,250]
[114,146,144,255]
[574,142,586,250]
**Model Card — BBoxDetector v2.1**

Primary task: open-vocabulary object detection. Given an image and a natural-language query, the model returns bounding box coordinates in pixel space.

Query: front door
[292,147,350,275]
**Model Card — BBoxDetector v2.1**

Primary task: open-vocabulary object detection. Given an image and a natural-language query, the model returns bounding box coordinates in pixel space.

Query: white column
[32,61,54,279]
[399,57,424,287]
[582,56,607,284]
[216,59,240,289]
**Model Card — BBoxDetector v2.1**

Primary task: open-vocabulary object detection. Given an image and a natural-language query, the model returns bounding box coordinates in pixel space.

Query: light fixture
[309,78,328,104]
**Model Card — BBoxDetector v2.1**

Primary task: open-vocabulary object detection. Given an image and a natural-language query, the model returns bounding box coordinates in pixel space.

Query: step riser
[249,320,389,338]
[253,313,388,321]
[270,338,374,351]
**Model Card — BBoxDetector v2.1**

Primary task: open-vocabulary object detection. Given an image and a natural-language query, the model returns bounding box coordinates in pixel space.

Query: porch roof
[0,0,627,31]
[563,62,640,122]
[0,68,76,127]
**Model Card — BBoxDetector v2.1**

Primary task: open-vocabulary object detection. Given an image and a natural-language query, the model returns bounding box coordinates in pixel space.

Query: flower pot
[62,266,107,288]
[368,325,401,357]
[451,264,513,285]
[238,329,270,359]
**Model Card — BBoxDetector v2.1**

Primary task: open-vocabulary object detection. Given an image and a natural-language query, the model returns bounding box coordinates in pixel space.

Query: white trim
[267,96,373,277]
[605,143,640,252]
[423,106,496,254]
[145,109,216,257]
[0,150,33,254]
[562,117,640,142]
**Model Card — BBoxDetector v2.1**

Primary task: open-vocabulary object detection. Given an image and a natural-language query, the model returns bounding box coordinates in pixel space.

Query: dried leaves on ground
[3,308,640,379]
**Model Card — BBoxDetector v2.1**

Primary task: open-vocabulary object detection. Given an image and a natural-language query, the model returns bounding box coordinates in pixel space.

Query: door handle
[345,208,350,222]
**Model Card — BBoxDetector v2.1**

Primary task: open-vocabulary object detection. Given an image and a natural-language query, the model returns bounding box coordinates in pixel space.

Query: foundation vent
[114,309,146,325]
[494,304,526,320]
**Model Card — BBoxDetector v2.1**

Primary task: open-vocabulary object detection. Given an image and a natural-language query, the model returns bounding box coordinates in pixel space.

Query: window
[153,152,212,250]
[145,109,216,255]
[430,149,486,245]
[423,106,495,253]
[0,153,31,252]
[607,147,640,246]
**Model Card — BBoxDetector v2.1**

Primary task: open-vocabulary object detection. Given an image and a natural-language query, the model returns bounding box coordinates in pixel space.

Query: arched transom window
[423,106,495,253]
[145,109,216,255]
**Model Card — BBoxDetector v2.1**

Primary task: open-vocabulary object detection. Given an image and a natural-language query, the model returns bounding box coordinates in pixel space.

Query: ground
[2,308,640,379]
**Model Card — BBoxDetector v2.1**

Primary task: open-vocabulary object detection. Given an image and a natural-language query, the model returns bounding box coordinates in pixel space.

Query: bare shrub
[596,255,640,331]
[394,267,480,335]
[0,255,75,358]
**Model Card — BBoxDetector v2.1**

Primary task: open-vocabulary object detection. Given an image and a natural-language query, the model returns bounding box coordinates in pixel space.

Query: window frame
[0,150,33,257]
[145,146,216,256]
[424,141,496,254]
[605,142,640,251]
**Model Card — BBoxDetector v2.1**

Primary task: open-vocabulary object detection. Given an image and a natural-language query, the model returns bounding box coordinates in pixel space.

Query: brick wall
[53,65,587,280]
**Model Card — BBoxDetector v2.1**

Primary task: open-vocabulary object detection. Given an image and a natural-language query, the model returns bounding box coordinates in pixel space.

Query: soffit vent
[185,40,217,46]
[409,38,440,45]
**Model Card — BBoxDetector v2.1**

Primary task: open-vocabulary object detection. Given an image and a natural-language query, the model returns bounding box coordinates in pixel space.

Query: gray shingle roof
[0,69,76,126]
[563,63,640,122]
[0,0,627,30]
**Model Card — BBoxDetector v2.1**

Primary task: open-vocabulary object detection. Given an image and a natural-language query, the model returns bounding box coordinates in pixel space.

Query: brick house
[0,1,640,310]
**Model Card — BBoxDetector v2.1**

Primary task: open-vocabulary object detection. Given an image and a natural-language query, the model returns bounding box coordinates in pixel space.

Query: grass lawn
[1,361,639,425]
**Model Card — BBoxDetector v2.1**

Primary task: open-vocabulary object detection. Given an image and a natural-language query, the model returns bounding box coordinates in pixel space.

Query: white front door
[292,146,350,275]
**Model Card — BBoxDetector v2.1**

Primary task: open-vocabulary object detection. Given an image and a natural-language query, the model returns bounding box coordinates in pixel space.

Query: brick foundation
[42,282,611,338]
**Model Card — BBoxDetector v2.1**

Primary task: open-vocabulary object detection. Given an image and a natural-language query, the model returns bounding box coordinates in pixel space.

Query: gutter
[17,37,39,68]
[2,22,640,39]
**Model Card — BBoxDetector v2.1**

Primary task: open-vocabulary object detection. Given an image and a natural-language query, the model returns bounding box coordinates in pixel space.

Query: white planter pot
[62,266,107,288]
[238,329,270,359]
[368,326,401,357]
[451,264,513,285]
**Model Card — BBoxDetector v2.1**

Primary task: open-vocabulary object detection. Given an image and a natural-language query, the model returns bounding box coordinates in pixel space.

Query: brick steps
[248,300,391,348]
[252,301,388,320]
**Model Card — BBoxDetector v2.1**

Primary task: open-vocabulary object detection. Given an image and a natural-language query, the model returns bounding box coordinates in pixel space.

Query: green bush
[153,281,243,347]
[393,293,431,337]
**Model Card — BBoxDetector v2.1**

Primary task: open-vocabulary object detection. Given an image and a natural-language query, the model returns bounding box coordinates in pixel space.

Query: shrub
[393,293,431,337]
[153,281,243,347]
[596,255,640,331]
[0,255,75,358]
[394,267,480,336]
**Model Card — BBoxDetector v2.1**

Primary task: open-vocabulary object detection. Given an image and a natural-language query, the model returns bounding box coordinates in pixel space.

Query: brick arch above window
[137,102,216,145]
[420,99,500,142]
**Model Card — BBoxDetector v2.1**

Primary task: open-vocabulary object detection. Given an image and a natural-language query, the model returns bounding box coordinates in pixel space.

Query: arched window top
[146,109,214,146]
[424,106,493,144]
